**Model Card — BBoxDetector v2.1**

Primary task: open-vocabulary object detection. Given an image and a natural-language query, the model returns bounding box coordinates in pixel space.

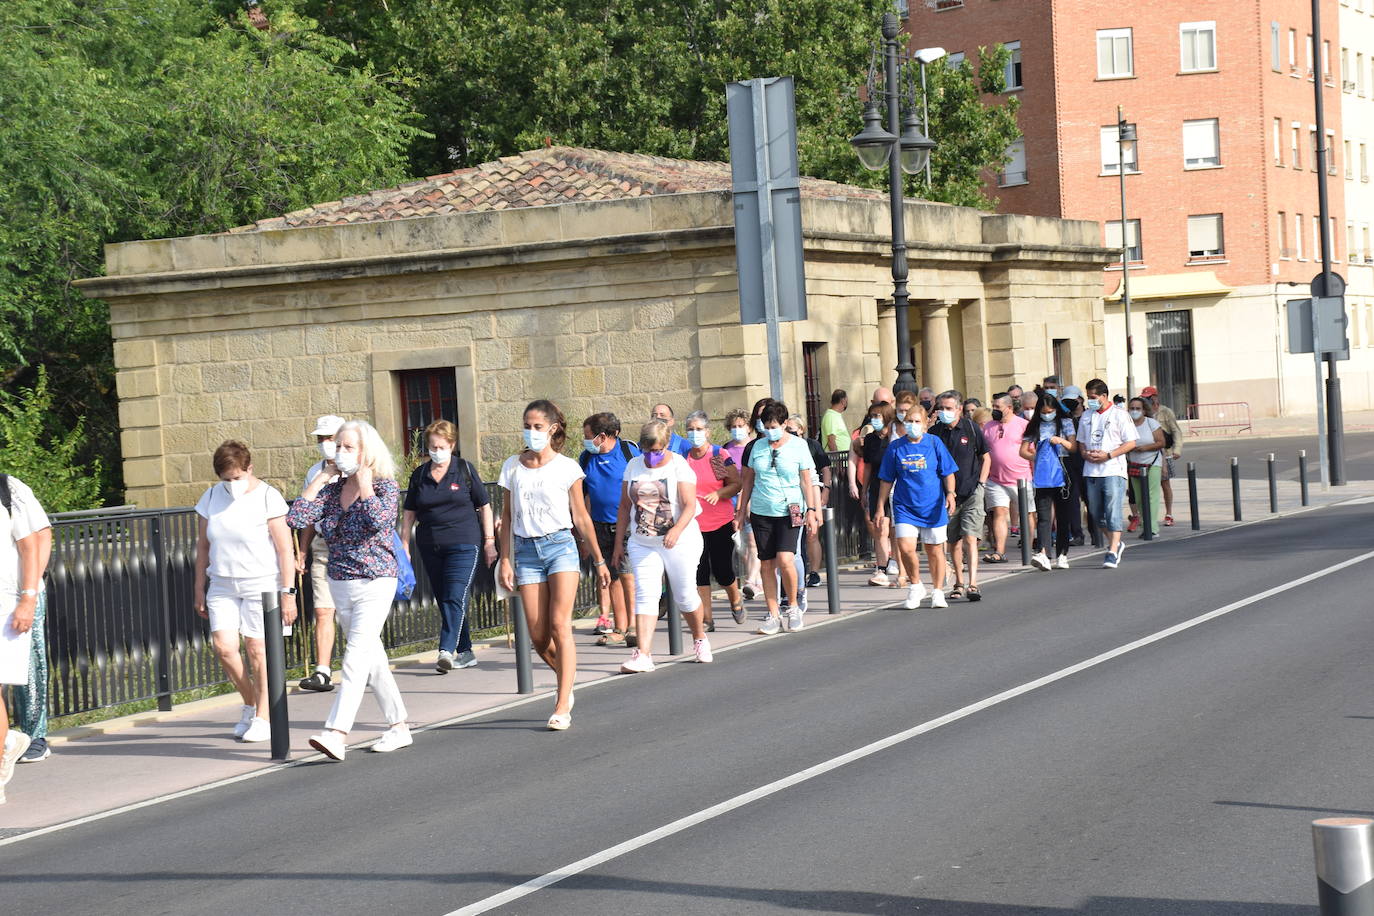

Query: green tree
[0,368,102,513]
[0,0,423,507]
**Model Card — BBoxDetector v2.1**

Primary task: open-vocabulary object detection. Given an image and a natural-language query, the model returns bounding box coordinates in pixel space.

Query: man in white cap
[297,415,345,691]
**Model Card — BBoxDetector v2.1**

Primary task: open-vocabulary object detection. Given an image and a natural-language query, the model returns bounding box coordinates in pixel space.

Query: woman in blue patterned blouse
[287,420,410,761]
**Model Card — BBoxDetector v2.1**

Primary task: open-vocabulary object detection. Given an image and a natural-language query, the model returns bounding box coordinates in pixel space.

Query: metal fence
[29,461,867,721]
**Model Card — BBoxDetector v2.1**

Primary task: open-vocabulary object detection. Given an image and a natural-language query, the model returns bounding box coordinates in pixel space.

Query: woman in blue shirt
[733,402,820,636]
[874,407,957,610]
[1018,398,1078,572]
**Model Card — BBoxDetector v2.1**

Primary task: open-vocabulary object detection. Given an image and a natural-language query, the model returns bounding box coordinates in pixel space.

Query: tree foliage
[0,368,102,513]
[0,0,422,507]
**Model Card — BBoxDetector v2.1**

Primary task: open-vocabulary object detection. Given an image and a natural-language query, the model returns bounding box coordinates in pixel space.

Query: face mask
[730,427,750,442]
[937,409,958,426]
[222,478,250,498]
[318,440,336,461]
[1040,412,1057,423]
[755,420,765,433]
[687,430,708,447]
[765,426,784,442]
[1129,409,1143,420]
[523,429,549,452]
[583,438,599,453]
[919,399,933,412]
[428,447,451,465]
[644,449,666,467]
[895,410,906,422]
[1044,389,1058,399]
[334,451,360,476]
[991,408,1004,423]
[869,417,883,431]
[905,422,923,441]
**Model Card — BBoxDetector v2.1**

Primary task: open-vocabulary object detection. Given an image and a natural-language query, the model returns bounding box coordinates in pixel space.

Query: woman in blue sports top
[1018,396,1078,572]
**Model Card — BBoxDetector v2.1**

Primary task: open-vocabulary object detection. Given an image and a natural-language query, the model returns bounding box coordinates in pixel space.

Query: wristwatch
[279,586,298,596]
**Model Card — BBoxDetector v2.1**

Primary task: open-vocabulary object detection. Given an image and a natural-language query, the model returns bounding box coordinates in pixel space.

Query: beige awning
[1105,270,1232,302]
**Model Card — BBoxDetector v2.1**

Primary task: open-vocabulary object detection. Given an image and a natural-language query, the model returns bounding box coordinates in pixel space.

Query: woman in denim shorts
[497,400,609,731]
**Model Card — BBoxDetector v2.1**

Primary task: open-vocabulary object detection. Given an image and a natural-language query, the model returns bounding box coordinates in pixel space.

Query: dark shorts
[696,525,738,588]
[750,513,802,562]
[866,480,881,518]
[593,521,632,580]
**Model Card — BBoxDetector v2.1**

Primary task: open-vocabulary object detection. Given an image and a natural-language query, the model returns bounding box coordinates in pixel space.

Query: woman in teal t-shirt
[733,402,820,636]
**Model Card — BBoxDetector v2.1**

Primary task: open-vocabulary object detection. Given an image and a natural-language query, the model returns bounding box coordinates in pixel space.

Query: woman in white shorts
[193,441,298,743]
[615,420,709,672]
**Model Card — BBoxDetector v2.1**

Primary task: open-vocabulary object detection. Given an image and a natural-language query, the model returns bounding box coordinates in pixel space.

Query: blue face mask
[1044,389,1059,399]
[687,429,708,447]
[905,422,923,440]
[869,417,883,431]
[582,437,599,453]
[730,427,749,442]
[1040,412,1057,423]
[523,429,549,452]
[755,420,765,433]
[937,409,958,426]
[764,426,784,442]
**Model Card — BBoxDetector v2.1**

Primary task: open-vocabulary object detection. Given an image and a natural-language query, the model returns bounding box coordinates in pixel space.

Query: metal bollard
[1016,479,1032,566]
[1140,465,1155,541]
[510,594,533,695]
[667,589,683,657]
[1268,453,1279,514]
[1300,449,1311,506]
[823,507,841,614]
[259,591,290,761]
[1312,817,1374,914]
[1230,457,1243,521]
[1187,462,1201,531]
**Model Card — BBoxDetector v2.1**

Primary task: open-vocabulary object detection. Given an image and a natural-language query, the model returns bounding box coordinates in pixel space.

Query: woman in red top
[682,411,745,629]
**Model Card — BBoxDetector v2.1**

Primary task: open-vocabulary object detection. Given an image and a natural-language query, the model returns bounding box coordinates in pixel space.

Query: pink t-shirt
[983,415,1031,484]
[685,448,736,533]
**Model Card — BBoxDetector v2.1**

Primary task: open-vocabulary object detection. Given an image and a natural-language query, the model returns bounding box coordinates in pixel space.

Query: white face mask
[334,450,360,476]
[905,422,923,441]
[523,428,549,452]
[222,478,250,498]
[730,427,749,443]
[319,440,336,461]
[428,447,451,465]
[687,429,708,447]
[1129,409,1143,421]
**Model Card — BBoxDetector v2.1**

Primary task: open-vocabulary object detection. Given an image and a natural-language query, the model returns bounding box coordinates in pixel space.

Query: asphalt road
[4,501,1374,914]
[1183,429,1374,481]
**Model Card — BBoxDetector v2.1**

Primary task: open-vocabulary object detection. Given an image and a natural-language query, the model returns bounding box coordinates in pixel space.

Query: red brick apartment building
[906,0,1374,417]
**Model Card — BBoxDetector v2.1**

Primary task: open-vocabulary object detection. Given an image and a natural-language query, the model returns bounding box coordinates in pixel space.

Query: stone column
[877,302,897,391]
[919,300,955,393]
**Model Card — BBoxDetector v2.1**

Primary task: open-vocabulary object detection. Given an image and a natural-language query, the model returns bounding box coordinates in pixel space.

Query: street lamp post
[1116,108,1137,397]
[850,10,936,397]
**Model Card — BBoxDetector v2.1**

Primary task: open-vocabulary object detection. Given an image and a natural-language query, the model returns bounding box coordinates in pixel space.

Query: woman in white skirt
[288,420,409,761]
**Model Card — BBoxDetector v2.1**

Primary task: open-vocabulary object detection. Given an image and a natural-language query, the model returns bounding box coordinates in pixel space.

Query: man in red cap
[1141,387,1182,525]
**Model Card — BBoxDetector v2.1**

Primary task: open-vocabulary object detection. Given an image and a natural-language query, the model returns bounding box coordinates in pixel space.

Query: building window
[1331,217,1340,261]
[1292,124,1302,168]
[398,368,458,454]
[1289,28,1297,72]
[1278,210,1290,259]
[947,51,965,68]
[1343,47,1352,89]
[1313,215,1321,258]
[1295,212,1305,260]
[1272,22,1281,71]
[1323,40,1333,82]
[1274,118,1284,165]
[1326,129,1337,174]
[1365,225,1372,262]
[999,139,1027,186]
[1346,139,1354,177]
[1106,219,1143,262]
[1305,34,1314,77]
[1097,28,1134,78]
[1101,124,1138,173]
[1180,22,1217,72]
[1348,221,1358,260]
[1004,40,1022,90]
[1359,52,1366,94]
[1187,214,1224,259]
[1183,118,1221,168]
[1362,142,1370,180]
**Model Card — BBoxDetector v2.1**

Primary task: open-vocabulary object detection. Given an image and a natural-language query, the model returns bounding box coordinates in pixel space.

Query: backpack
[578,439,634,470]
[0,474,10,516]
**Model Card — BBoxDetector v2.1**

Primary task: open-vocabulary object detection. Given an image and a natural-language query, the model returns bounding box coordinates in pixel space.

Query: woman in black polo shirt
[401,420,497,673]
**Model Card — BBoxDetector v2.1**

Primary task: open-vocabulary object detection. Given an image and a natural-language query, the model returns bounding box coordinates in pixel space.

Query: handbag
[391,530,416,600]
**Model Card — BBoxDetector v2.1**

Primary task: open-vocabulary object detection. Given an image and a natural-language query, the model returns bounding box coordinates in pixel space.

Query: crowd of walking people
[0,374,1184,797]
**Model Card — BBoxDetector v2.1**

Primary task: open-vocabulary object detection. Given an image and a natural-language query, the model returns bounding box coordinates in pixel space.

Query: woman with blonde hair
[497,400,609,730]
[288,420,410,761]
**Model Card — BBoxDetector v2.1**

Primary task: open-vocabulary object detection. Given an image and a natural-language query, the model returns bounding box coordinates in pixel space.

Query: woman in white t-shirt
[497,399,609,731]
[613,420,708,674]
[193,441,298,744]
[1126,396,1167,534]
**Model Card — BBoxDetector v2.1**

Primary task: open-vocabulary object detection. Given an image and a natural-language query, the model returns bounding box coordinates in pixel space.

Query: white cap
[312,415,346,437]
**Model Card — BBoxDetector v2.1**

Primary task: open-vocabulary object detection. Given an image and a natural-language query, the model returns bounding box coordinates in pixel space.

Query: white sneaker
[620,649,655,673]
[372,724,413,753]
[232,704,255,738]
[930,589,949,609]
[694,638,714,663]
[1055,554,1070,570]
[757,615,782,635]
[308,731,346,761]
[867,569,891,587]
[788,604,805,632]
[885,558,900,577]
[904,582,927,609]
[240,717,271,742]
[1031,551,1051,572]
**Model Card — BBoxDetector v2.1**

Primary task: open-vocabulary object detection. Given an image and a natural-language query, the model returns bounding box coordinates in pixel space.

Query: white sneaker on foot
[788,604,805,631]
[308,731,346,761]
[868,569,890,587]
[904,582,927,609]
[240,717,271,742]
[620,649,655,673]
[233,704,255,738]
[1031,551,1051,572]
[1055,554,1070,570]
[930,589,948,609]
[885,558,900,577]
[1,731,31,786]
[757,615,781,635]
[694,638,714,663]
[372,724,413,753]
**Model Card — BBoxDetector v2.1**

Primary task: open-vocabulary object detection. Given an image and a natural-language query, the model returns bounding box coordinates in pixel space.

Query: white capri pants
[206,574,276,639]
[629,526,704,617]
[324,576,408,733]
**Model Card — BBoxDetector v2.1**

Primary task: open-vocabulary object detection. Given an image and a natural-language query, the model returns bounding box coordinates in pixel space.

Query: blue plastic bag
[392,530,416,600]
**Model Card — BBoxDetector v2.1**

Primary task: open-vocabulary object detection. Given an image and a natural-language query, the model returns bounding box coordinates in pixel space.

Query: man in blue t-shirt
[876,406,957,611]
[581,412,641,645]
[651,403,692,456]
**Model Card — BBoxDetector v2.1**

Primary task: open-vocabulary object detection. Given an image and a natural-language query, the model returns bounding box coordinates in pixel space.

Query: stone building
[77,147,1113,507]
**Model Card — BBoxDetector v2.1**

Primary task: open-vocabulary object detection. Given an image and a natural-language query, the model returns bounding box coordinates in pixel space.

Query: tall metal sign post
[1287,294,1349,488]
[727,76,808,402]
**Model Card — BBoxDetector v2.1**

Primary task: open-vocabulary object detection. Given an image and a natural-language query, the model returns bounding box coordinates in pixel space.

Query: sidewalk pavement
[1188,409,1374,440]
[4,475,1372,839]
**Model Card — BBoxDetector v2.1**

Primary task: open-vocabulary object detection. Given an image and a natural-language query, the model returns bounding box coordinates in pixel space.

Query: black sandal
[982,553,1007,564]
[299,671,334,692]
[966,585,982,602]
[949,584,965,600]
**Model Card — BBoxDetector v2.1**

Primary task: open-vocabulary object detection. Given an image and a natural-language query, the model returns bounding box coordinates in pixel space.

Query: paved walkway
[4,476,1372,838]
[1190,408,1374,439]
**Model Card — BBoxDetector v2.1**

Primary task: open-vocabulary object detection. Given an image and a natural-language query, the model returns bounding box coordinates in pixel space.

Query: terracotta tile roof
[238,146,886,232]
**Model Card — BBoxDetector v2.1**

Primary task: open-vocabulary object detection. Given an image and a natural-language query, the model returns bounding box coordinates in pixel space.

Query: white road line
[445,548,1374,916]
